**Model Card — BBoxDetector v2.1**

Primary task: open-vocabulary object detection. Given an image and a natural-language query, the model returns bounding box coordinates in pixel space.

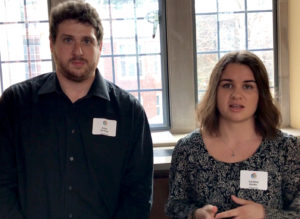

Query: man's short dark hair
[49,0,103,44]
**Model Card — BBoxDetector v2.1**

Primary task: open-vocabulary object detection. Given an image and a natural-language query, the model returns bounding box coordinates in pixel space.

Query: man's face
[50,19,102,82]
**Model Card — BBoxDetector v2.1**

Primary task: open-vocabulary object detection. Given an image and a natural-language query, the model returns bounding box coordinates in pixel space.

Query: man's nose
[72,42,83,56]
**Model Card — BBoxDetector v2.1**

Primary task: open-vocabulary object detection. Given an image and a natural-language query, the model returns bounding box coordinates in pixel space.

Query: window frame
[0,0,291,134]
[165,0,289,134]
[51,0,171,130]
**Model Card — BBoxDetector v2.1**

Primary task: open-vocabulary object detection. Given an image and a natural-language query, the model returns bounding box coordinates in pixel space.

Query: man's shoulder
[1,73,55,102]
[105,79,142,109]
[6,73,54,94]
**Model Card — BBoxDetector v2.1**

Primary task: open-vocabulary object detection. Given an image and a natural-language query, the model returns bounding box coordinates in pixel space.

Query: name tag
[240,170,268,190]
[92,118,117,137]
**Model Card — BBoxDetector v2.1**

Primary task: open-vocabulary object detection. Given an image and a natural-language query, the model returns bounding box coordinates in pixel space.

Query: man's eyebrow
[60,34,73,38]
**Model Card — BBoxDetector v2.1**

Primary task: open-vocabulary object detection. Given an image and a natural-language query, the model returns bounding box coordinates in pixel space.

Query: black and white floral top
[165,130,300,219]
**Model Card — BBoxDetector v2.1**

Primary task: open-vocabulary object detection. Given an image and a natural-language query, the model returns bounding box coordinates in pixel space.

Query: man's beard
[54,54,96,83]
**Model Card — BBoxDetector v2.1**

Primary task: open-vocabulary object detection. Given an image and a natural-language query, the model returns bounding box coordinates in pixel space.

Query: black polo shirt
[0,70,153,219]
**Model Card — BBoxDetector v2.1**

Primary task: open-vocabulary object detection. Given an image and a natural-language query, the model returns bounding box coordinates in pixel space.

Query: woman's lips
[229,104,244,111]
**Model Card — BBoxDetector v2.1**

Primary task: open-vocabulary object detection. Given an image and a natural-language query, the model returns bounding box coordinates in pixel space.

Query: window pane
[26,0,49,21]
[102,21,112,55]
[98,57,113,82]
[0,23,51,62]
[27,23,51,60]
[254,50,274,87]
[93,1,110,19]
[247,0,272,10]
[114,56,138,90]
[140,55,162,89]
[112,20,136,55]
[197,53,218,99]
[137,19,161,54]
[0,0,24,22]
[110,0,135,19]
[248,12,273,49]
[141,91,163,125]
[136,0,159,18]
[195,0,275,102]
[218,0,245,12]
[196,15,218,52]
[0,24,26,61]
[195,0,217,13]
[219,13,246,51]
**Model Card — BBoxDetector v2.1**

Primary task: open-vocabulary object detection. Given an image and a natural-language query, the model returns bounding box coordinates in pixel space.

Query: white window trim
[277,0,290,127]
[165,0,197,134]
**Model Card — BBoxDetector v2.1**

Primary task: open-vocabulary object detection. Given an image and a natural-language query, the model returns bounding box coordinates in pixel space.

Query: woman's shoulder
[265,129,299,154]
[173,129,203,153]
[176,129,202,145]
[267,130,298,145]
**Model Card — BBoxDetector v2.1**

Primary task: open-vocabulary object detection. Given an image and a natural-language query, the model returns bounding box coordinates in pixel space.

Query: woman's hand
[192,204,218,219]
[215,195,265,219]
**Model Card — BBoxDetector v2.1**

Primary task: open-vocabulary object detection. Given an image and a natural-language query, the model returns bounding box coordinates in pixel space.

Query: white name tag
[240,170,268,190]
[92,118,117,137]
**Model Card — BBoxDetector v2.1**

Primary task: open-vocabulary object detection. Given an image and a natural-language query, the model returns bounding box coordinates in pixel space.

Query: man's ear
[99,41,103,52]
[49,37,54,53]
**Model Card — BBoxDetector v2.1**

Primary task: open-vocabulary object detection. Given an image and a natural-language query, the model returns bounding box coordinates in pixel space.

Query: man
[0,1,153,218]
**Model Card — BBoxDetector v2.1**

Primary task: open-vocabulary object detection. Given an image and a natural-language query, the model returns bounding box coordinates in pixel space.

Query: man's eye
[83,38,92,45]
[63,37,73,43]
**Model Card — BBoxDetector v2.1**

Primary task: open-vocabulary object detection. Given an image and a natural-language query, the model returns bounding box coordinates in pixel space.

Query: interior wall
[288,0,300,128]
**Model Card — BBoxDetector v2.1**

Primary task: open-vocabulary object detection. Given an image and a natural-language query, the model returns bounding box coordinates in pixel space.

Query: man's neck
[56,73,95,103]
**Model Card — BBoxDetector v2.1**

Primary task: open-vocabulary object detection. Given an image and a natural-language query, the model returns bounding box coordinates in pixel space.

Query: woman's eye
[222,83,232,89]
[243,84,254,90]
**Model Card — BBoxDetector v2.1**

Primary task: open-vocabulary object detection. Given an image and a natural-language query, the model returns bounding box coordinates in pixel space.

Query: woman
[165,51,300,219]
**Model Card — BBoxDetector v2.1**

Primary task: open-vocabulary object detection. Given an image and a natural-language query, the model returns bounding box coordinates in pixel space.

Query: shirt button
[69,156,74,162]
[68,213,73,218]
[71,129,75,134]
[68,185,72,191]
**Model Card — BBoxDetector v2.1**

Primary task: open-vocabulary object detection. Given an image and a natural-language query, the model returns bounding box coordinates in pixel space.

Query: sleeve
[0,90,24,218]
[264,136,300,219]
[165,139,199,219]
[113,105,153,219]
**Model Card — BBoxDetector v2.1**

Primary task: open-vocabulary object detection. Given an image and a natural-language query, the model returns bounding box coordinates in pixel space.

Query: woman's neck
[203,118,262,163]
[217,118,259,143]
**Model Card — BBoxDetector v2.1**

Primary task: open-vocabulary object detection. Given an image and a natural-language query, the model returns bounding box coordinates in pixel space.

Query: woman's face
[217,63,259,124]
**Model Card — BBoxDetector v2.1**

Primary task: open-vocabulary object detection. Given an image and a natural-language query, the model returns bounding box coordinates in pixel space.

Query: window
[0,0,168,130]
[86,0,168,129]
[195,0,275,101]
[0,0,290,133]
[0,0,52,93]
[164,0,288,134]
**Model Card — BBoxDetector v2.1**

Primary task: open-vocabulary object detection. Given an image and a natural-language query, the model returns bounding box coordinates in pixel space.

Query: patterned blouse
[165,130,300,219]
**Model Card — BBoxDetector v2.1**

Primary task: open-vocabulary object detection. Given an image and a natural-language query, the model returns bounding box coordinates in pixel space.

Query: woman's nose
[230,87,243,99]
